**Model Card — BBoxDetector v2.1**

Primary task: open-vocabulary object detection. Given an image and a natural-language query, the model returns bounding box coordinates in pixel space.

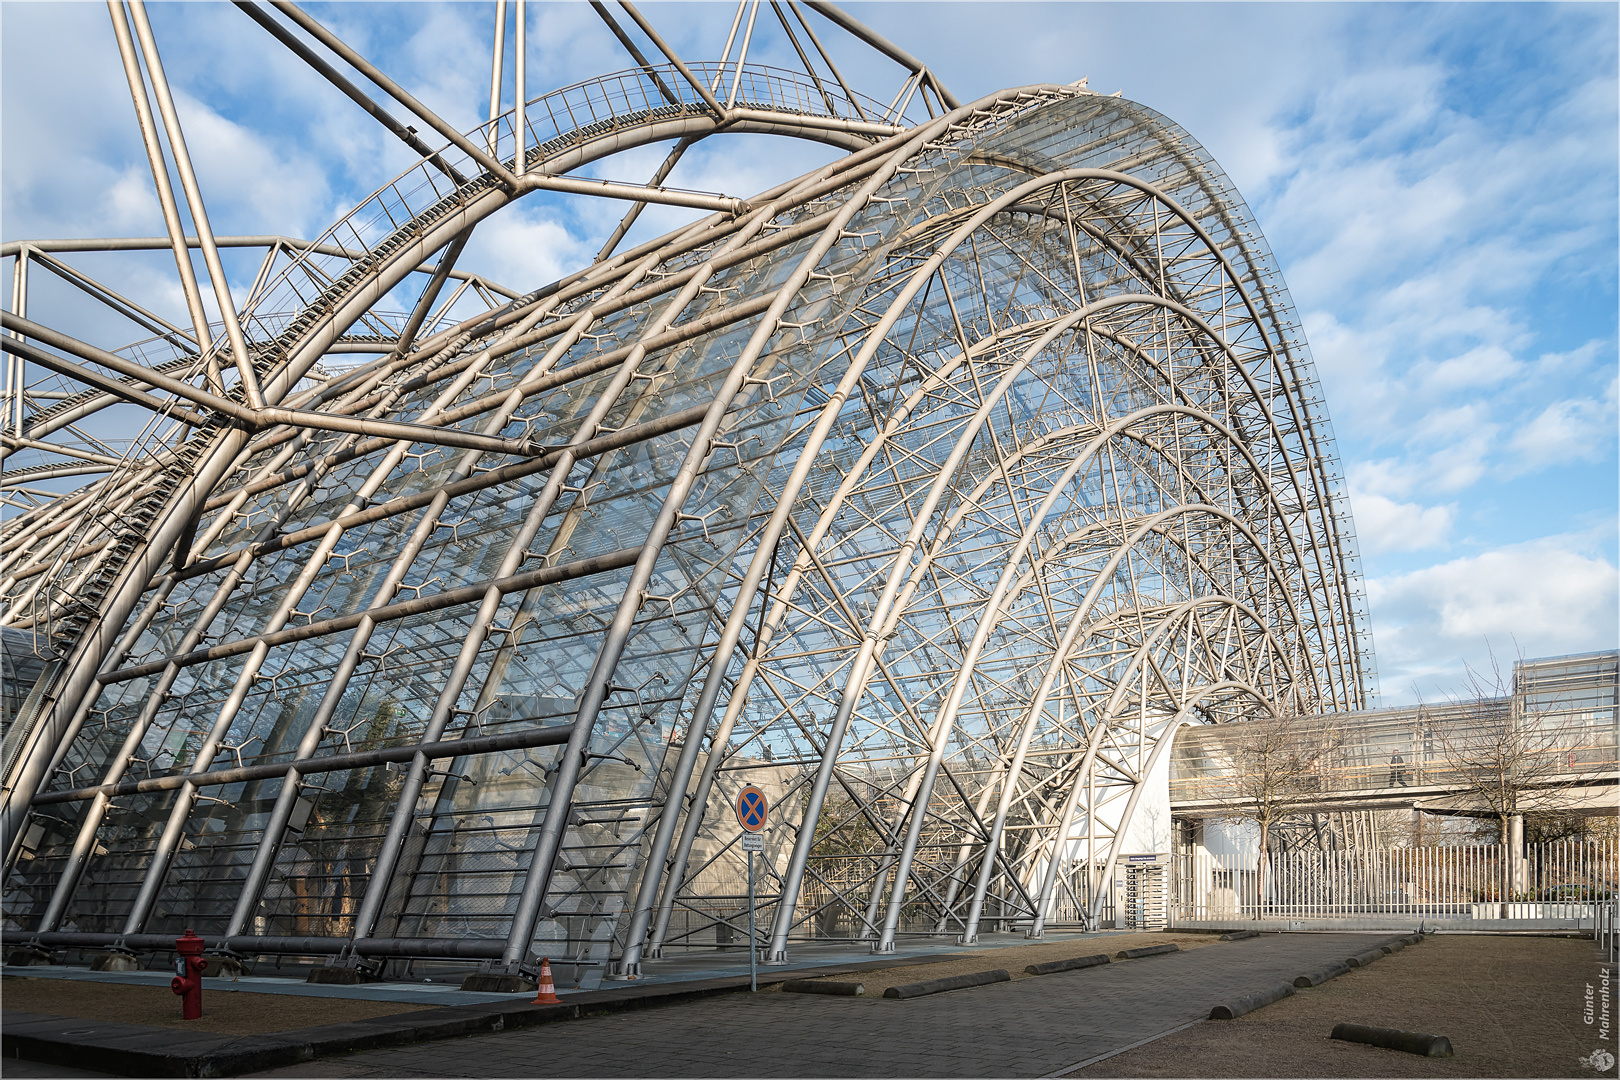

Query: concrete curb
[1208,982,1295,1020]
[781,979,864,996]
[1116,944,1180,960]
[1024,953,1110,976]
[1218,930,1261,941]
[1174,916,1582,933]
[1345,948,1384,968]
[883,969,1010,1000]
[1330,1022,1454,1057]
[1293,960,1350,988]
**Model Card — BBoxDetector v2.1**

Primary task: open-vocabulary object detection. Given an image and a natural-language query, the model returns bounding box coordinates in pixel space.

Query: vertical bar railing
[1176,841,1615,925]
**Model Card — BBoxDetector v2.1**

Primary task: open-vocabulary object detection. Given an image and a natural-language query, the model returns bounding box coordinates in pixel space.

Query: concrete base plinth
[6,948,54,967]
[205,954,249,978]
[306,966,377,985]
[459,971,536,993]
[89,951,140,972]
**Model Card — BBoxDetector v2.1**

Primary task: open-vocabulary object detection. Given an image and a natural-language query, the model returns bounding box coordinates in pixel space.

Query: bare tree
[1195,712,1341,918]
[1430,655,1591,914]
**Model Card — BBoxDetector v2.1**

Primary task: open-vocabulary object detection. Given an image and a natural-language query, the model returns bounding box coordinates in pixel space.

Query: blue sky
[2,2,1615,705]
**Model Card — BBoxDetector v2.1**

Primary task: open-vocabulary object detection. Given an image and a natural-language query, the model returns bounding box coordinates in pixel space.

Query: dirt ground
[1070,934,1610,1078]
[766,930,1218,996]
[0,976,434,1036]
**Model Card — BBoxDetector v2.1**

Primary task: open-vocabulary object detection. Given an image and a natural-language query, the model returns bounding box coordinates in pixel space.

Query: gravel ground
[766,931,1219,996]
[1070,933,1609,1078]
[0,976,434,1035]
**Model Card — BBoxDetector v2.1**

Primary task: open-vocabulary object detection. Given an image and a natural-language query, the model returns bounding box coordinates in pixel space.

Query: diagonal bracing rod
[106,0,220,393]
[235,1,466,184]
[0,314,548,459]
[126,0,265,409]
[590,1,679,106]
[0,337,212,429]
[268,1,520,189]
[618,2,727,117]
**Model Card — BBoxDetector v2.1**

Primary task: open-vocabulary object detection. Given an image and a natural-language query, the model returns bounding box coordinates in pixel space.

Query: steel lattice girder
[1,71,1374,976]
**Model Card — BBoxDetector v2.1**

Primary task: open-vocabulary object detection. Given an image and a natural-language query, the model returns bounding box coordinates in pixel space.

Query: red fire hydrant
[171,930,207,1020]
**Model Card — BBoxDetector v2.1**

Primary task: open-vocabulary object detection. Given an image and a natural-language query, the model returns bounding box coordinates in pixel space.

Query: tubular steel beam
[618,2,728,117]
[268,1,522,189]
[100,546,643,685]
[514,0,526,174]
[106,0,219,390]
[126,0,266,409]
[170,404,709,583]
[802,1,958,108]
[519,171,747,215]
[32,723,576,806]
[591,0,680,106]
[0,314,549,458]
[595,137,697,262]
[0,237,520,297]
[0,337,213,429]
[234,1,467,184]
[487,0,506,151]
[0,931,516,960]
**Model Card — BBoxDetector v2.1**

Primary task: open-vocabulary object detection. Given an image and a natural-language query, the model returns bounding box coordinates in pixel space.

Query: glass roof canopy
[2,58,1373,984]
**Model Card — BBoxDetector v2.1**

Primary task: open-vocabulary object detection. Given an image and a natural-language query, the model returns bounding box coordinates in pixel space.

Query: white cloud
[172,91,329,238]
[1421,345,1522,395]
[1368,536,1619,703]
[105,165,159,230]
[1509,392,1617,471]
[1349,490,1453,555]
[462,204,594,294]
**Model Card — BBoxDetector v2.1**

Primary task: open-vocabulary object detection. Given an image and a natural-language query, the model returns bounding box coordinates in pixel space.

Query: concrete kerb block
[1024,953,1111,976]
[4,946,55,967]
[458,970,534,993]
[1293,960,1350,988]
[1330,1022,1454,1057]
[1380,939,1406,955]
[782,979,864,996]
[307,966,383,986]
[1218,929,1260,941]
[882,969,1010,999]
[87,950,141,972]
[1115,943,1181,960]
[1345,948,1384,968]
[204,953,251,978]
[1209,983,1295,1019]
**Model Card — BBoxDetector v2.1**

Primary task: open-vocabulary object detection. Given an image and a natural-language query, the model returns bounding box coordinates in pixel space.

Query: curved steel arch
[2,11,1374,982]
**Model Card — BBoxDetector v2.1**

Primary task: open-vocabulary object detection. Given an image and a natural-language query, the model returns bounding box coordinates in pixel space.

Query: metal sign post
[734,785,768,992]
[747,843,757,991]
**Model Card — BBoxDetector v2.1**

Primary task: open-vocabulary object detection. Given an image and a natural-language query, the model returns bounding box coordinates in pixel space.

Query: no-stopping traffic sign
[735,785,769,832]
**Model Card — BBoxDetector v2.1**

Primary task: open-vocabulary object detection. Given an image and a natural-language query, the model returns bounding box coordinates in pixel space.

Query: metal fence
[1173,841,1616,923]
[1597,898,1619,963]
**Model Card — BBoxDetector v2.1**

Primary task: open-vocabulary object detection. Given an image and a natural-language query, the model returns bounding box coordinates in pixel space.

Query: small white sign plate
[739,832,764,852]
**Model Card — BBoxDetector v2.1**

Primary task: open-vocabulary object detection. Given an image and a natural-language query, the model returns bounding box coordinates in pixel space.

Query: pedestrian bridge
[1168,650,1619,820]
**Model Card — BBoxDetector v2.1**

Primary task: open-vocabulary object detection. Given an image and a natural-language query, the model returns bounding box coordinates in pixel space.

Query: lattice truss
[0,2,1373,978]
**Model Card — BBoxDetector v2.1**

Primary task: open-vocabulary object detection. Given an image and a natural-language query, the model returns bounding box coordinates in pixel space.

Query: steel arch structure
[1,2,1374,983]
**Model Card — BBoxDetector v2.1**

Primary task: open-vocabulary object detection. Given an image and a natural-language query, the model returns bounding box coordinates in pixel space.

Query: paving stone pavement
[250,933,1400,1078]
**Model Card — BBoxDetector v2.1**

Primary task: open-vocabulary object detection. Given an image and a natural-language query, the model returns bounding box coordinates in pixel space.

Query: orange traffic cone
[531,958,562,1005]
